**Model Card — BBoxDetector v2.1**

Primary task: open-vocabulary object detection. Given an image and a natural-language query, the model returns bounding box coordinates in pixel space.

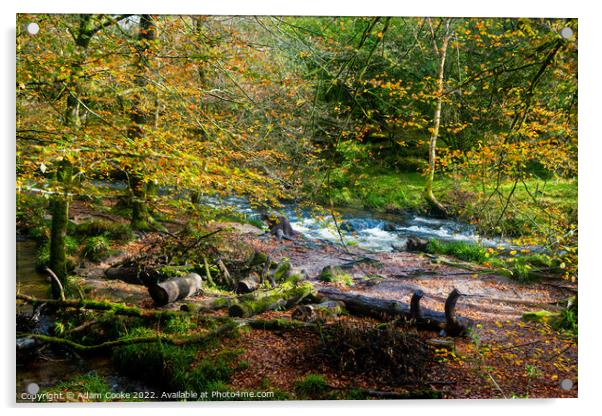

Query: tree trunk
[128,14,158,230]
[228,282,314,318]
[424,18,452,215]
[147,273,204,306]
[48,16,96,299]
[317,287,472,335]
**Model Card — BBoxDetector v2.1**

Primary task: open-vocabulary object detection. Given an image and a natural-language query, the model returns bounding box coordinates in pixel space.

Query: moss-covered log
[105,264,160,285]
[292,300,345,322]
[228,282,315,318]
[16,293,184,319]
[180,296,235,313]
[147,273,203,306]
[19,321,241,352]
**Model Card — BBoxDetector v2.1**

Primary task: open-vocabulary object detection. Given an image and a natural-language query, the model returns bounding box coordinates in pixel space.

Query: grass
[426,239,488,263]
[323,168,431,212]
[318,265,353,286]
[112,327,245,395]
[40,371,113,402]
[75,219,133,242]
[82,235,111,262]
[320,166,577,238]
[425,238,563,283]
[294,374,330,400]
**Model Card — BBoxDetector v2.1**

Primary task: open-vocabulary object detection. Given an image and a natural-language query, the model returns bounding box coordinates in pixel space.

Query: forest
[16,14,577,401]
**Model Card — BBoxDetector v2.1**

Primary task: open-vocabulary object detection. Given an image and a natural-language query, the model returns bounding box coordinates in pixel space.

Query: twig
[494,339,542,352]
[487,373,507,399]
[64,319,99,335]
[18,321,241,352]
[45,267,65,301]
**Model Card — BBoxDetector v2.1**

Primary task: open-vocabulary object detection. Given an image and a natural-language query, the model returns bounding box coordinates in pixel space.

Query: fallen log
[228,282,314,318]
[105,264,159,285]
[18,320,241,352]
[180,296,235,313]
[292,300,345,322]
[317,287,473,335]
[147,273,203,306]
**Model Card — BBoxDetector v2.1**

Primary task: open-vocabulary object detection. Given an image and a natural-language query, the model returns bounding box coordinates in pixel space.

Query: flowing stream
[203,196,516,253]
[16,240,156,400]
[15,188,519,397]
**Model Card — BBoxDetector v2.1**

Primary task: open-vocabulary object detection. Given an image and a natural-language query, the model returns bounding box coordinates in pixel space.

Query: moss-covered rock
[318,265,353,286]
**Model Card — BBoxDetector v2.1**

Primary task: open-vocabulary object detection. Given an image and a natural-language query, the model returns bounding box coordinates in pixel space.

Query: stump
[147,273,203,306]
[237,272,261,294]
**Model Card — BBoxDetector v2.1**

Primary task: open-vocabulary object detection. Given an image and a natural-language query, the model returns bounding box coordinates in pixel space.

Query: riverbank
[315,168,577,238]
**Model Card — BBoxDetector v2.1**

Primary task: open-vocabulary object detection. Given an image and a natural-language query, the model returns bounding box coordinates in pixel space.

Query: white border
[3,1,600,415]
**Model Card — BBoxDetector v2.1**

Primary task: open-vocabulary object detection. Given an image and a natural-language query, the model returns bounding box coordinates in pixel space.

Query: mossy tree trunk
[49,15,94,297]
[424,18,452,216]
[128,14,158,231]
[47,15,131,297]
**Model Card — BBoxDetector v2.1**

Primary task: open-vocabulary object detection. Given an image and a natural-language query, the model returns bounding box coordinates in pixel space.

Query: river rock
[383,222,397,232]
[340,221,355,232]
[406,237,429,252]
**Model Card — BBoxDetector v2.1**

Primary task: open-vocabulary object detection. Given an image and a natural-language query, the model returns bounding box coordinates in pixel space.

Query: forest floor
[68,201,577,400]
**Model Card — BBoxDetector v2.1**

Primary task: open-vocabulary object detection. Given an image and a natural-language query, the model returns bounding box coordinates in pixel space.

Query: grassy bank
[319,167,577,238]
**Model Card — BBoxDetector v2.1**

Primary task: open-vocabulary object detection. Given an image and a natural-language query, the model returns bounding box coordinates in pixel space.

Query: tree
[127,14,159,230]
[17,14,131,298]
[424,18,452,215]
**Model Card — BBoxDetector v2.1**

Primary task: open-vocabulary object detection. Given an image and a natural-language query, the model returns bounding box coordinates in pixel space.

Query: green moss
[36,236,78,271]
[522,310,559,322]
[113,328,244,396]
[249,251,268,267]
[163,315,196,334]
[158,264,197,279]
[272,259,291,282]
[294,374,330,399]
[82,235,111,262]
[318,265,353,286]
[75,219,133,242]
[40,371,114,402]
[230,281,314,318]
[426,239,487,263]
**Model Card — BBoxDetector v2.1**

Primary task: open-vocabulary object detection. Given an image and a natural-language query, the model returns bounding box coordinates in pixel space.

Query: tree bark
[128,14,158,230]
[424,18,452,216]
[147,273,204,306]
[48,15,96,298]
